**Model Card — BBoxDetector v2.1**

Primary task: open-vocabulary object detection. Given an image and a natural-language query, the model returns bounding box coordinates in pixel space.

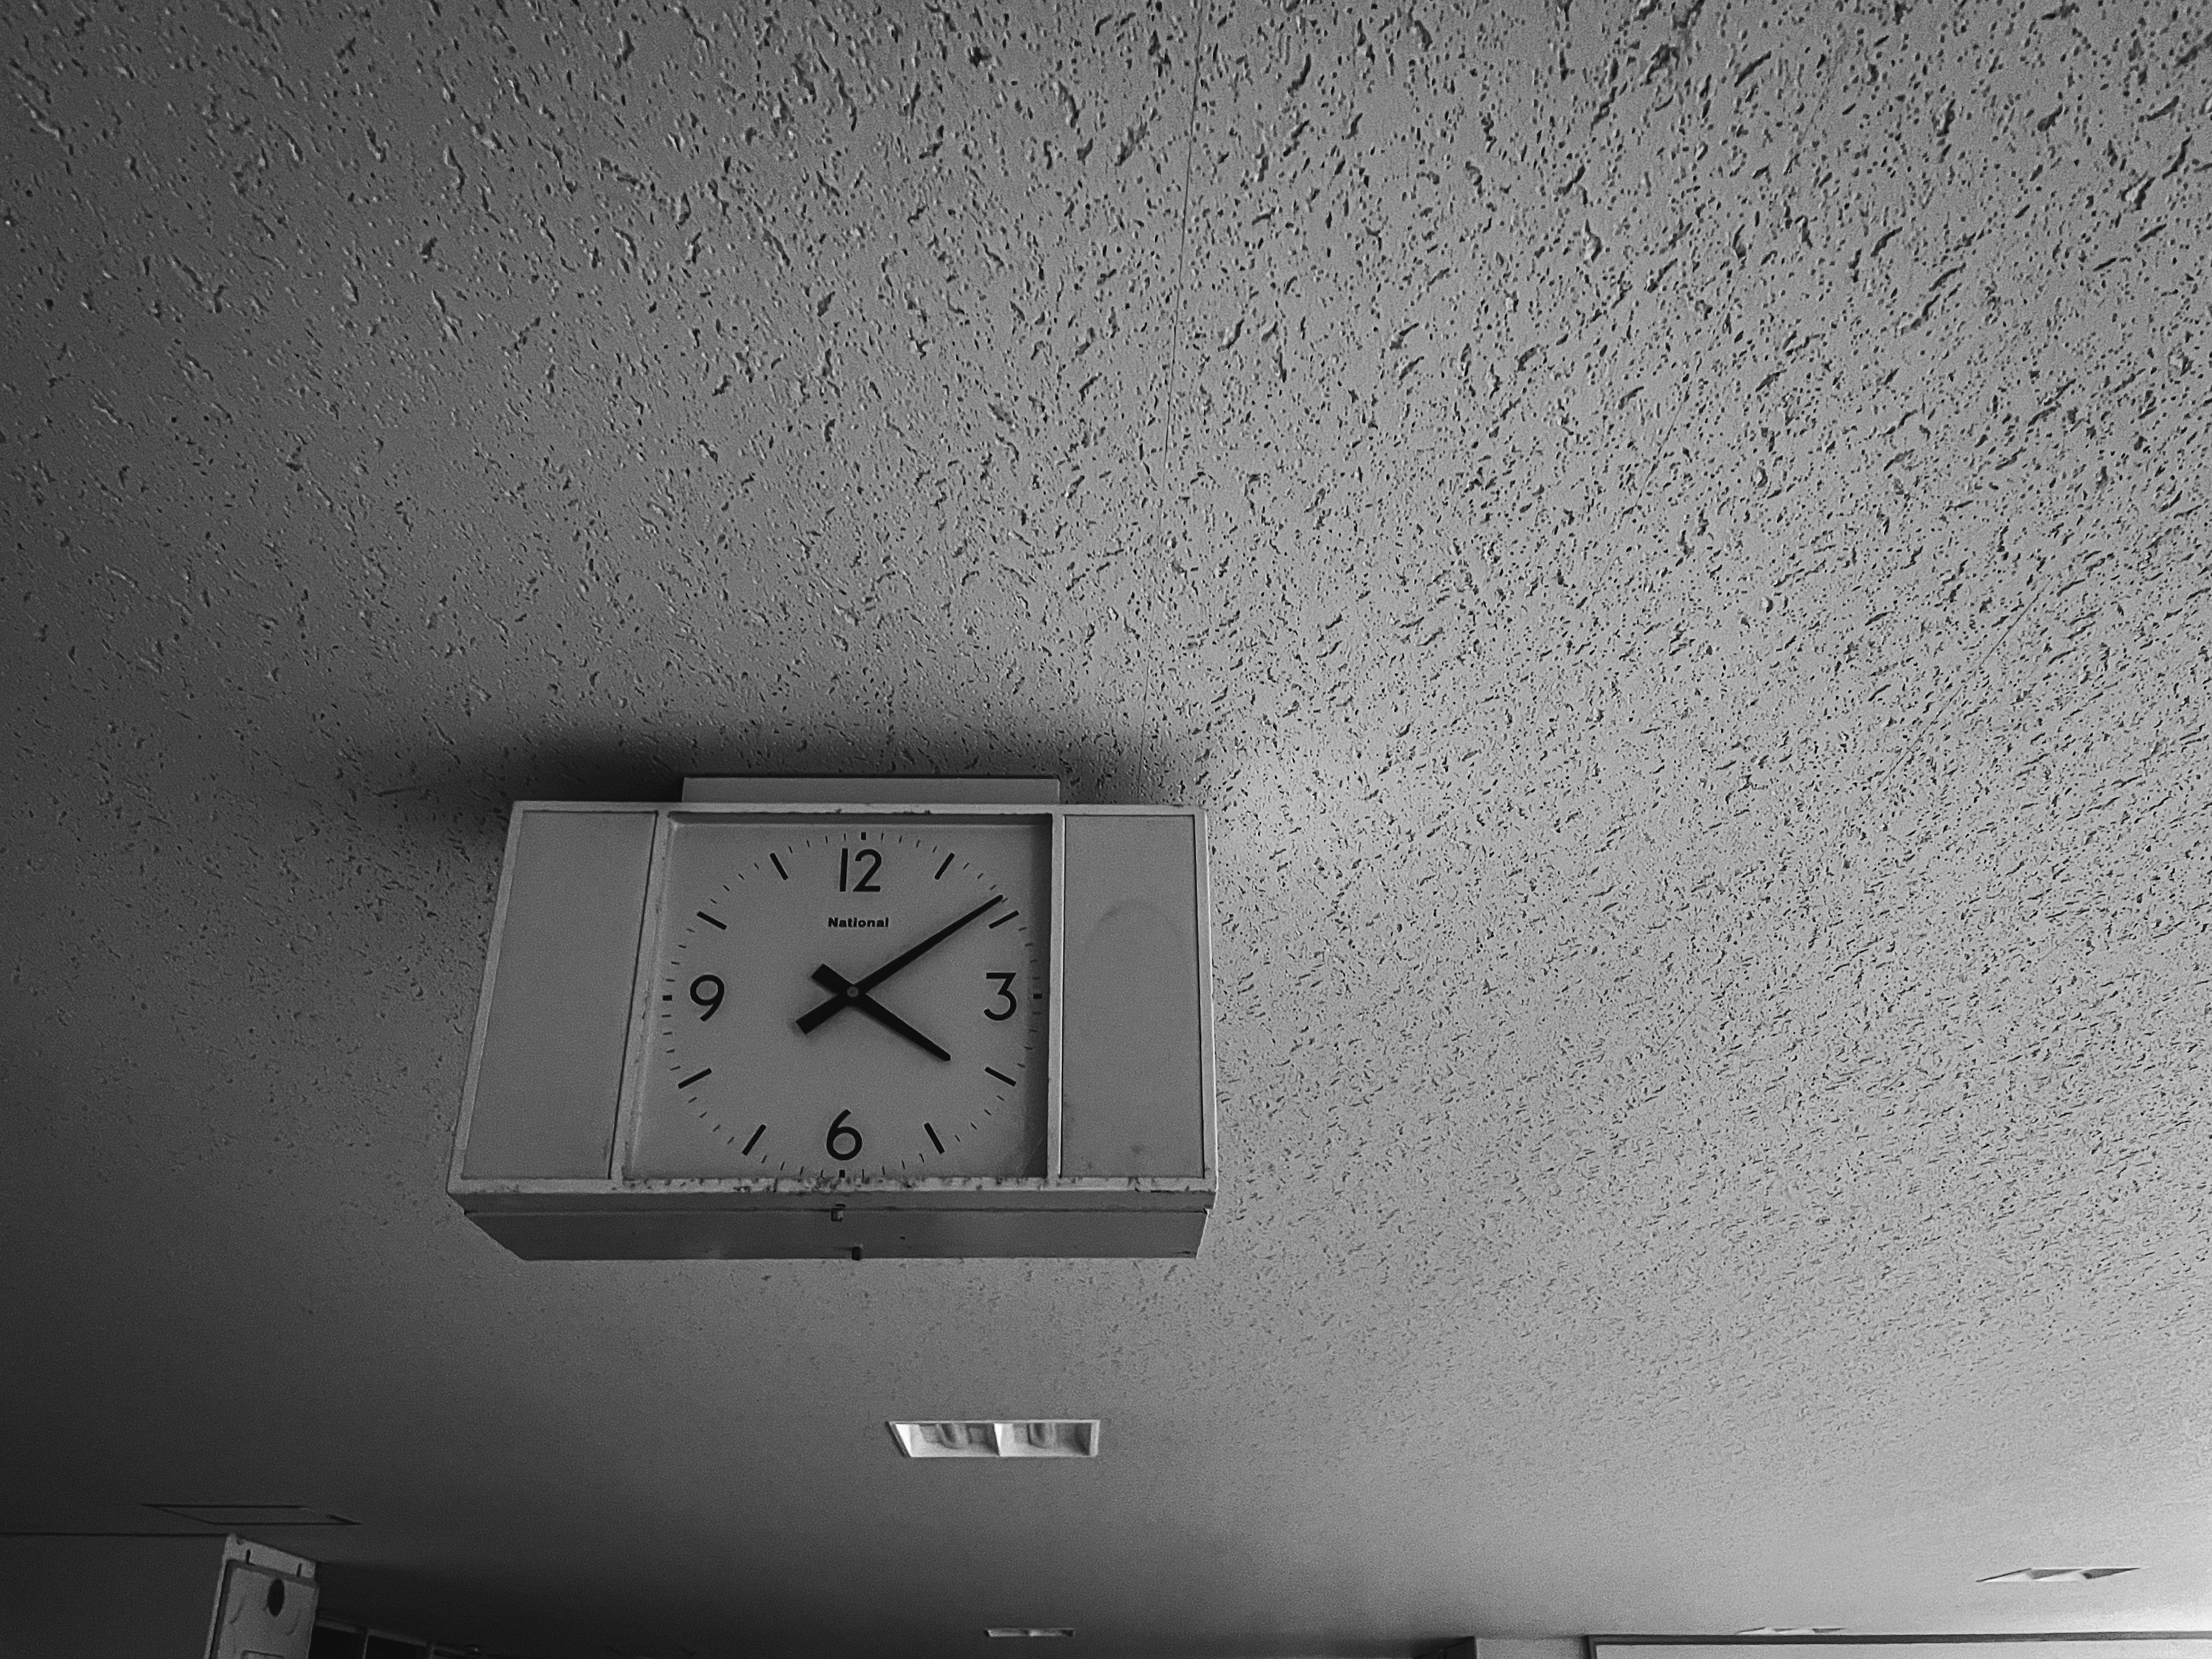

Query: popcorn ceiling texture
[3,3,2209,1657]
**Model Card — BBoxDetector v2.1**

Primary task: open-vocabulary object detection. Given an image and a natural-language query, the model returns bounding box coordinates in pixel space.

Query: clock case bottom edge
[459,1203,1209,1260]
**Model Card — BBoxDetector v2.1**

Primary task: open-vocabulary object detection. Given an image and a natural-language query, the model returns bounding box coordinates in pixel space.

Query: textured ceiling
[5,2,2211,1657]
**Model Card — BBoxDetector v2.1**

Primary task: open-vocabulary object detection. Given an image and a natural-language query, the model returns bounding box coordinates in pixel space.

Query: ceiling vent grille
[889,1419,1099,1459]
[1979,1567,2139,1583]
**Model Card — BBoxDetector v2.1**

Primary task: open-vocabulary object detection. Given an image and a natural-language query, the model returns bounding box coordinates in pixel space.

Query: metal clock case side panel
[445,804,528,1195]
[1193,807,1218,1188]
[449,804,658,1191]
[1056,809,1214,1187]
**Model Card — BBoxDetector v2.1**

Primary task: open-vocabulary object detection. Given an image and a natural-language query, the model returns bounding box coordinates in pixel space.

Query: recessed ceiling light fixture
[986,1630,1074,1639]
[1980,1567,2139,1583]
[888,1419,1099,1459]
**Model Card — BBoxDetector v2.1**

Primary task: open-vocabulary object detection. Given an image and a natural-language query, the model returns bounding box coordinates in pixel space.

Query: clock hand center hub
[792,893,1004,1036]
[803,962,952,1061]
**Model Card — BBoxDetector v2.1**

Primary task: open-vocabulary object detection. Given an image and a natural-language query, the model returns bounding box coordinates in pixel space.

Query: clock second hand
[793,893,1003,1035]
[802,965,950,1062]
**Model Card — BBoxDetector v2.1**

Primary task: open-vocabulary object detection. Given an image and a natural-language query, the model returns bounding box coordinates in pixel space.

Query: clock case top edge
[502,799,1186,816]
[449,799,1215,1206]
[680,775,1062,804]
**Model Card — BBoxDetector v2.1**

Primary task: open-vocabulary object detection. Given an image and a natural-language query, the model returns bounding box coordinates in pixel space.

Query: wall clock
[447,778,1214,1259]
[634,814,1049,1182]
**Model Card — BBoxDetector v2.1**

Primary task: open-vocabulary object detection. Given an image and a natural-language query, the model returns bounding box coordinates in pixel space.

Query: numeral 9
[689,974,725,1020]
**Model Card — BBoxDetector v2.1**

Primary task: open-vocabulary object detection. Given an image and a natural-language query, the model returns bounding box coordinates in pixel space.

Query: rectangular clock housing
[448,791,1215,1259]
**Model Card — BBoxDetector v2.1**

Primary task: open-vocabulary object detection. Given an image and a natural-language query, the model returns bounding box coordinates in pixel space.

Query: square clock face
[626,816,1050,1182]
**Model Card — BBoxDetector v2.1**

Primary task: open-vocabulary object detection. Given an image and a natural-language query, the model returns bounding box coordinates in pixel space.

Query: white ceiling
[4,1,2210,1656]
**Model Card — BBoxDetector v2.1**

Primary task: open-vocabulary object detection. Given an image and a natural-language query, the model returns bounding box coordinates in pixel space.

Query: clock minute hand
[850,892,1005,994]
[793,893,1003,1034]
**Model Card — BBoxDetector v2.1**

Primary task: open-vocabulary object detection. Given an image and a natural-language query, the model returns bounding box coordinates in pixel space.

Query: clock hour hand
[801,965,952,1062]
[794,893,1003,1033]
